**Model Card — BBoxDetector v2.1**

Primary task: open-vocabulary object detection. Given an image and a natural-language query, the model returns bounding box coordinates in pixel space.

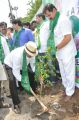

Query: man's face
[12,23,18,31]
[36,16,42,24]
[45,9,56,20]
[31,22,37,31]
[26,53,32,58]
[1,25,7,35]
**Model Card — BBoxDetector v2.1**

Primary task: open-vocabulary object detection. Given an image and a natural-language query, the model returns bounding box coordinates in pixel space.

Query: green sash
[35,22,45,49]
[34,28,41,49]
[0,35,5,63]
[70,15,79,37]
[21,50,31,94]
[6,38,12,51]
[47,11,60,55]
[12,28,24,49]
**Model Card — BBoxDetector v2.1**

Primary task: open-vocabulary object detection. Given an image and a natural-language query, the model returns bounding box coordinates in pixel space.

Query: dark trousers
[48,55,60,83]
[4,64,37,105]
[19,64,37,92]
[4,64,20,106]
[36,53,60,83]
[28,66,37,92]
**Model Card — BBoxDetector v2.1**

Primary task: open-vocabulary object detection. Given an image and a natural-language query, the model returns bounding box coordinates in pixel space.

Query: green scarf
[35,24,41,49]
[21,50,31,94]
[12,28,24,50]
[47,11,60,55]
[70,15,79,37]
[35,21,45,49]
[6,38,12,51]
[0,35,5,63]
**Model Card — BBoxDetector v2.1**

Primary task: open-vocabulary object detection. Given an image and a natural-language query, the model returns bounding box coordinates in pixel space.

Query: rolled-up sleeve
[12,56,22,81]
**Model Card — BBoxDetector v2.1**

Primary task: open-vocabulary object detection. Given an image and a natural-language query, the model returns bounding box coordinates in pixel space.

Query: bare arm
[56,34,71,49]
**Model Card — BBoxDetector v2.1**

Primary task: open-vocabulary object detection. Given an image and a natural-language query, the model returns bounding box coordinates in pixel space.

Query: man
[0,22,12,51]
[7,27,13,39]
[23,22,30,29]
[35,13,49,53]
[35,13,50,83]
[0,22,7,37]
[43,3,77,101]
[4,41,38,113]
[0,23,10,108]
[1,22,8,37]
[30,20,37,32]
[35,13,60,85]
[10,19,34,50]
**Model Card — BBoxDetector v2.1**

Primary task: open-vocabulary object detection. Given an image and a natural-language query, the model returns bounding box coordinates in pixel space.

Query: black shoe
[0,116,4,120]
[14,104,21,114]
[0,97,4,102]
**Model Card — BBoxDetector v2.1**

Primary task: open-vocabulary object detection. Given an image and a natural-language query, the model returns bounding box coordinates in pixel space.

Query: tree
[21,0,42,22]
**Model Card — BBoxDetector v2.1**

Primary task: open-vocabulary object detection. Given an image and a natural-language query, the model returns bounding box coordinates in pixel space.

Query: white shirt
[54,14,77,60]
[0,36,10,81]
[1,36,10,57]
[4,46,35,81]
[38,20,50,53]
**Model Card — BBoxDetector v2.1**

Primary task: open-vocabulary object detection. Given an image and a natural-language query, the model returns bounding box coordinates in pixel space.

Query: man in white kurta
[4,41,38,113]
[43,3,77,101]
[0,34,10,108]
[4,46,35,81]
[54,14,77,97]
[0,35,10,80]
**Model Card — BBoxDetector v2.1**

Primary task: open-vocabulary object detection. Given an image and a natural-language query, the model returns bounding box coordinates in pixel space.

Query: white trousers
[57,56,75,96]
[0,61,7,80]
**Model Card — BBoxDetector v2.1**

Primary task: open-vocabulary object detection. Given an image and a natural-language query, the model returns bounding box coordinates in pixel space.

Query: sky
[0,0,78,27]
[0,0,30,26]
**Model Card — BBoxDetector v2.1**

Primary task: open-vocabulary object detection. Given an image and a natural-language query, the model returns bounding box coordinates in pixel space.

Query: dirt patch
[0,81,79,120]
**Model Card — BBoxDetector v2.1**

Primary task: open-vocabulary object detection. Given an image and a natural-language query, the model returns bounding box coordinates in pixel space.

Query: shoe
[0,97,4,101]
[0,116,4,120]
[0,102,11,108]
[14,104,21,114]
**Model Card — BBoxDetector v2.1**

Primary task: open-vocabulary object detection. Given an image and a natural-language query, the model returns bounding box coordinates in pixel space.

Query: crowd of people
[0,3,78,114]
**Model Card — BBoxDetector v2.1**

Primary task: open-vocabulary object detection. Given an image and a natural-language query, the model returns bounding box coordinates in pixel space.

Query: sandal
[14,104,21,114]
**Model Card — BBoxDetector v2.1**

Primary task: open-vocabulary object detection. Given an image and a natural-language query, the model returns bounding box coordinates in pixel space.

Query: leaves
[21,0,42,22]
[35,48,56,84]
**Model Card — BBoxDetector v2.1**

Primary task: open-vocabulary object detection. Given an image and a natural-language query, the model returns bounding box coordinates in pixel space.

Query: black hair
[36,13,46,20]
[23,22,30,26]
[7,27,13,32]
[31,20,36,25]
[43,3,57,14]
[12,19,22,26]
[0,22,7,27]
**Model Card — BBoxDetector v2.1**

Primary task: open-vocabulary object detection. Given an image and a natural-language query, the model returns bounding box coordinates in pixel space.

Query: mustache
[50,18,52,20]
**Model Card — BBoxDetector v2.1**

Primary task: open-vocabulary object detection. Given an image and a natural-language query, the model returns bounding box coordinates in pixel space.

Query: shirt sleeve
[27,29,35,41]
[12,56,22,81]
[60,18,72,36]
[1,37,10,57]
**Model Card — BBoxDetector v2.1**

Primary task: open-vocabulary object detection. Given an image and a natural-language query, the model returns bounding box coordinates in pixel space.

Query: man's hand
[56,34,71,50]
